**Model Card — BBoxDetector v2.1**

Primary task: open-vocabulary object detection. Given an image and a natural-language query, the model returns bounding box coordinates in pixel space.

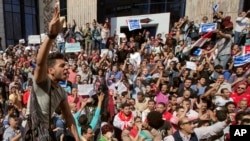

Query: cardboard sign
[28,35,41,44]
[65,42,81,53]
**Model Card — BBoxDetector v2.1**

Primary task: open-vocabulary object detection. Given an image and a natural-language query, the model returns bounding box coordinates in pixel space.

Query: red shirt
[23,91,30,106]
[230,92,250,107]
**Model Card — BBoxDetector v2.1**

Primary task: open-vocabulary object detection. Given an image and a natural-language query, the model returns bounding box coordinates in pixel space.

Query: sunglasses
[238,87,246,90]
[181,121,193,125]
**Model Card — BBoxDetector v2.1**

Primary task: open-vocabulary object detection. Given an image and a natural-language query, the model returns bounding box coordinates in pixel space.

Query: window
[3,0,39,46]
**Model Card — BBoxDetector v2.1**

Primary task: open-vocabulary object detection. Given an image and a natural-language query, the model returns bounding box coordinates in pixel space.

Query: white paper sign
[129,52,141,67]
[78,84,94,95]
[186,61,197,70]
[108,81,127,95]
[28,35,41,44]
[40,33,47,43]
[100,49,109,57]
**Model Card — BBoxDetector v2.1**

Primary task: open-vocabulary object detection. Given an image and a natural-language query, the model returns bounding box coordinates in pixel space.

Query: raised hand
[48,4,64,36]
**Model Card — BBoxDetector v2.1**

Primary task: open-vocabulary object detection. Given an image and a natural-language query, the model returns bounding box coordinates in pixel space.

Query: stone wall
[67,0,97,28]
[185,0,242,25]
[39,0,56,34]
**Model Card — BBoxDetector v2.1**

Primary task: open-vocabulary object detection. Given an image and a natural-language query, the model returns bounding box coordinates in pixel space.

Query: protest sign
[199,23,217,33]
[186,61,197,70]
[65,42,81,53]
[40,33,47,43]
[108,81,127,95]
[127,19,141,31]
[193,48,203,56]
[19,39,25,44]
[212,4,219,13]
[234,53,250,67]
[28,35,41,44]
[78,84,94,95]
[100,49,109,57]
[129,52,141,67]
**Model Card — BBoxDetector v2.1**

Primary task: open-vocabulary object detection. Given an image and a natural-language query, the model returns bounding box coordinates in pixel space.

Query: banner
[127,19,141,31]
[234,53,250,66]
[199,23,217,33]
[65,42,81,53]
[28,35,41,44]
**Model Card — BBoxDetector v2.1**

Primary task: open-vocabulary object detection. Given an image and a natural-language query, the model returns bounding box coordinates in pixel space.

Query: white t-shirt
[214,96,233,107]
[235,17,249,32]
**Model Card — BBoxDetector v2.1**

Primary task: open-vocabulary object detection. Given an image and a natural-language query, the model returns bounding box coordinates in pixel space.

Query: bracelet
[47,34,57,39]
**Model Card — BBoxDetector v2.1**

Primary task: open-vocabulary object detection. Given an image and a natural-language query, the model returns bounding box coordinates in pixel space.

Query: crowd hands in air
[0,3,250,141]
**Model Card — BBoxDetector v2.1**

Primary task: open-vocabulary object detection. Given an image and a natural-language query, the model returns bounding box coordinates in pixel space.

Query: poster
[78,84,94,96]
[65,42,81,53]
[28,35,41,44]
[127,19,141,31]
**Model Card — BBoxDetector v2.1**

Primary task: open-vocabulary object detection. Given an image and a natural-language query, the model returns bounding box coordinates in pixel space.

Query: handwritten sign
[128,19,141,31]
[28,35,41,44]
[65,42,81,53]
[78,84,94,96]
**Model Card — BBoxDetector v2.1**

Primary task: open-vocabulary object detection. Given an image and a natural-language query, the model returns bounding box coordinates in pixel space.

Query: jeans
[57,42,65,53]
[234,31,241,45]
[214,54,231,69]
[92,39,101,52]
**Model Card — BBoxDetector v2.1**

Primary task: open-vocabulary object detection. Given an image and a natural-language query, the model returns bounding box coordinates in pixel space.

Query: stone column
[0,2,6,49]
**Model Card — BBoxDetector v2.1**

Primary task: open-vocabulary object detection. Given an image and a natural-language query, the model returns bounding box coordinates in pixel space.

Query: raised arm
[34,5,63,83]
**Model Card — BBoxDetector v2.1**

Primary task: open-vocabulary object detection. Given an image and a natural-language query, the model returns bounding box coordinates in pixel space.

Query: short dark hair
[121,103,130,109]
[78,114,88,127]
[147,111,164,129]
[148,99,156,104]
[157,102,166,107]
[101,124,113,134]
[47,52,66,68]
[221,88,228,93]
[225,101,236,108]
[81,125,92,135]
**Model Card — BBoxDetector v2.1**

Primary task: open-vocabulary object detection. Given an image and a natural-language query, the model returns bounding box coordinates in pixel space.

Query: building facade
[0,0,249,48]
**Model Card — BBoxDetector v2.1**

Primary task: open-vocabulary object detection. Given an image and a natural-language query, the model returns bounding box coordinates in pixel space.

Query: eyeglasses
[238,87,246,90]
[135,120,142,123]
[181,121,193,125]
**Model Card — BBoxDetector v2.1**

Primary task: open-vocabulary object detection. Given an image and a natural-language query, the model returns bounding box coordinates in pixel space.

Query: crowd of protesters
[0,6,250,141]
